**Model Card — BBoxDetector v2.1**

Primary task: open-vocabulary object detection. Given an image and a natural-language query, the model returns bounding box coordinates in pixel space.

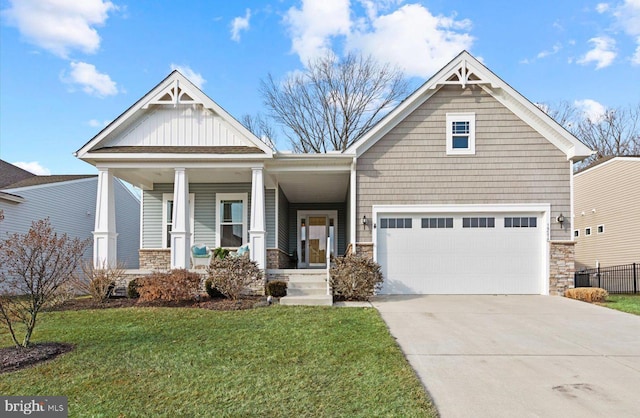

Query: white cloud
[596,3,610,13]
[170,64,206,89]
[633,40,640,64]
[284,0,352,64]
[574,99,607,122]
[578,36,617,69]
[230,8,251,42]
[3,0,116,58]
[347,4,473,77]
[12,161,51,176]
[537,43,562,59]
[88,119,110,127]
[283,1,473,77]
[63,61,119,97]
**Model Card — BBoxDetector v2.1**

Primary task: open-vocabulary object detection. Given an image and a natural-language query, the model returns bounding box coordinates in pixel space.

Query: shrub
[73,261,125,302]
[565,287,609,303]
[213,247,230,260]
[138,269,201,302]
[265,280,287,297]
[0,218,89,347]
[204,279,227,299]
[207,256,262,300]
[127,277,142,299]
[330,254,384,301]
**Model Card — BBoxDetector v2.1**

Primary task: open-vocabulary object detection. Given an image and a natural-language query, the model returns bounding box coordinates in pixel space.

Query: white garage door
[376,210,546,294]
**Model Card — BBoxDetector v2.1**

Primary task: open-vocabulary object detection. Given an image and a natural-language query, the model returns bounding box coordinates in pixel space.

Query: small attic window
[446,113,476,155]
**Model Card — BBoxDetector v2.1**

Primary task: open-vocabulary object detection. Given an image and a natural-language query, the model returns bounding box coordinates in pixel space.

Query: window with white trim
[162,193,195,248]
[380,218,412,229]
[585,227,592,236]
[574,229,580,238]
[597,225,605,234]
[446,113,476,155]
[216,193,248,248]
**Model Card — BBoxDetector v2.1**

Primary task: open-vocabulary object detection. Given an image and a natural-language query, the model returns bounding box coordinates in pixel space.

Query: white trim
[570,160,575,241]
[162,193,195,249]
[350,157,357,254]
[346,51,592,161]
[585,227,592,236]
[574,229,580,238]
[597,224,605,234]
[274,183,279,250]
[215,192,248,248]
[296,210,339,268]
[446,112,476,155]
[372,203,551,295]
[0,192,25,203]
[76,71,273,158]
[139,188,144,249]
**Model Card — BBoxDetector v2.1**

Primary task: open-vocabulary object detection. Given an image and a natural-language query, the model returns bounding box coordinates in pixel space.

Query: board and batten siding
[265,189,276,248]
[0,178,140,268]
[288,202,347,256]
[573,158,640,269]
[109,105,252,148]
[356,85,571,243]
[141,183,255,248]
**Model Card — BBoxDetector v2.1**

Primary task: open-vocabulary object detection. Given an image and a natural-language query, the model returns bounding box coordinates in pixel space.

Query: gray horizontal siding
[0,178,140,268]
[142,182,252,249]
[278,187,289,252]
[265,188,276,248]
[357,85,571,242]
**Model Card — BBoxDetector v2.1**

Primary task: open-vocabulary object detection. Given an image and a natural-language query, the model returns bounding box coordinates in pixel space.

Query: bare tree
[240,113,277,150]
[541,102,640,168]
[260,52,409,152]
[0,218,89,347]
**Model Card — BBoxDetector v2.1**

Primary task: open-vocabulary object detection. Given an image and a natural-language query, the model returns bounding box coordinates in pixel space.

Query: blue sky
[1,0,639,175]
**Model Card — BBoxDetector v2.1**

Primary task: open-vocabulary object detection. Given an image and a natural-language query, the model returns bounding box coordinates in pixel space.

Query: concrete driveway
[371,295,640,418]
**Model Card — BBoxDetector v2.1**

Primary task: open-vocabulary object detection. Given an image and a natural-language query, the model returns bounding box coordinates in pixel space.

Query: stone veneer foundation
[139,249,171,271]
[548,241,576,296]
[267,248,295,269]
[355,243,373,259]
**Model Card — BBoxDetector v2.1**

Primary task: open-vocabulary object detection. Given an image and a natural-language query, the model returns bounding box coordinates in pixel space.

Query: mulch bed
[46,295,264,311]
[1,342,74,374]
[3,295,266,374]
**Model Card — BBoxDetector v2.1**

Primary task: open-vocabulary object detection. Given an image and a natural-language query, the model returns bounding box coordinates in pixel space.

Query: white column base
[93,231,118,267]
[249,230,266,270]
[170,232,190,269]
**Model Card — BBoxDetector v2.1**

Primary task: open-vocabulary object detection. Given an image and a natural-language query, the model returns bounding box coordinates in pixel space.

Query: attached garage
[374,205,550,295]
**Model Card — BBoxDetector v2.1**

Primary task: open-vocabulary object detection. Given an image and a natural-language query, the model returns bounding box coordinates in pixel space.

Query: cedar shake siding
[573,158,640,269]
[356,85,571,243]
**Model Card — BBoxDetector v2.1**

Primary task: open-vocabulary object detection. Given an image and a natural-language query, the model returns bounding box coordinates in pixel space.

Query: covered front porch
[90,154,355,273]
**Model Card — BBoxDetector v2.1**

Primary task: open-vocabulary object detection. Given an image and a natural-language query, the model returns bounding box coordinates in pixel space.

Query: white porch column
[171,168,191,269]
[93,168,117,268]
[249,167,266,269]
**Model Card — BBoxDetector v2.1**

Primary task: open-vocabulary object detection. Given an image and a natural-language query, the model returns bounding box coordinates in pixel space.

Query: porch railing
[326,236,331,296]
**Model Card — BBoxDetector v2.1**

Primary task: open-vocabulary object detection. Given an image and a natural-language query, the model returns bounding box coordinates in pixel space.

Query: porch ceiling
[274,171,349,203]
[112,167,252,189]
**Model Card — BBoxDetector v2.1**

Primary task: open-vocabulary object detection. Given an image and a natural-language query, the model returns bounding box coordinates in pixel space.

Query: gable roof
[346,51,593,161]
[75,70,273,161]
[2,175,96,190]
[0,159,36,188]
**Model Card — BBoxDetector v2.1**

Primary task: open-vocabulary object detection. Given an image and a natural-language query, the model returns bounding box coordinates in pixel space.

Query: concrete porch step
[279,295,333,306]
[287,287,327,296]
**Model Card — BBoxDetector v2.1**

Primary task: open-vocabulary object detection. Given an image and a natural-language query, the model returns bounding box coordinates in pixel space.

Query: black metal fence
[574,263,639,294]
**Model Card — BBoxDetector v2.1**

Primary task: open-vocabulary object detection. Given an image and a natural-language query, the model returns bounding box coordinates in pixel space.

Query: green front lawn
[1,306,436,417]
[598,294,640,315]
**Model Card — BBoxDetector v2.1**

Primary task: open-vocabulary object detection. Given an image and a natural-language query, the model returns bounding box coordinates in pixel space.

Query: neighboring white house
[75,51,592,295]
[0,160,140,268]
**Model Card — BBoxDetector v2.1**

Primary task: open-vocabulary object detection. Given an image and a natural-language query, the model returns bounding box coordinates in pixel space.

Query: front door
[298,211,337,268]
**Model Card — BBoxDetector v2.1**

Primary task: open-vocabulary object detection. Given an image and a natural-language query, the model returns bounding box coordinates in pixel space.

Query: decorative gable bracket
[431,58,493,89]
[142,79,200,109]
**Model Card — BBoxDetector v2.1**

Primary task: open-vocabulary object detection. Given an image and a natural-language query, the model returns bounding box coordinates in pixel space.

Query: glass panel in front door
[308,216,327,264]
